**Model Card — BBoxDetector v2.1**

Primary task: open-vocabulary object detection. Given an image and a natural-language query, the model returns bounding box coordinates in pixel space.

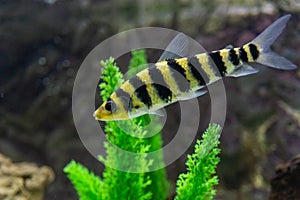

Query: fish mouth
[93,107,105,121]
[93,110,101,120]
[93,106,129,121]
[93,107,115,121]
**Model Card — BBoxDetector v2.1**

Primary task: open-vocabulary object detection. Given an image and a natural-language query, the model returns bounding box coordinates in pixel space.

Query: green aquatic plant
[98,56,152,200]
[175,124,221,200]
[64,160,103,200]
[98,57,124,100]
[64,50,221,200]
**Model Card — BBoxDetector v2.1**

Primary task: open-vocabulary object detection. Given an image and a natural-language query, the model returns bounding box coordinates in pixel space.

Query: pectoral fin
[149,109,165,117]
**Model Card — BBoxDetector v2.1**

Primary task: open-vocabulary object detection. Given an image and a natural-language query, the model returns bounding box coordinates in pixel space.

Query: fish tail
[251,14,297,70]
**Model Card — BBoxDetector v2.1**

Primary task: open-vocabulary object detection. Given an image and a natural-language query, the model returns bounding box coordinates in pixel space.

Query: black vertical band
[129,76,152,108]
[248,43,259,60]
[209,51,227,77]
[149,66,173,103]
[229,48,239,65]
[187,56,206,86]
[239,46,248,62]
[167,59,190,92]
[115,88,133,112]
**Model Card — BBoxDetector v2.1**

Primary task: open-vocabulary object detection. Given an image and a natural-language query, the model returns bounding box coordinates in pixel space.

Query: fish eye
[105,100,116,112]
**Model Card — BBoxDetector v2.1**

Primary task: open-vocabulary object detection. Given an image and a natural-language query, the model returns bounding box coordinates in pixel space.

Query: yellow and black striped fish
[94,15,297,121]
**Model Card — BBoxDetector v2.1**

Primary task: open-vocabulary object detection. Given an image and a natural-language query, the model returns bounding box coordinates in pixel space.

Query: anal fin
[228,64,259,77]
[177,90,207,101]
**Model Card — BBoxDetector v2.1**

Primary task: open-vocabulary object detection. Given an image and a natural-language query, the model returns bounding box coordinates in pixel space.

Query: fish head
[93,95,129,121]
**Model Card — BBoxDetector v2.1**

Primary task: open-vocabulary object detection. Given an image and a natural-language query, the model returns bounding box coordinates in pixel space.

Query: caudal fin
[252,14,297,70]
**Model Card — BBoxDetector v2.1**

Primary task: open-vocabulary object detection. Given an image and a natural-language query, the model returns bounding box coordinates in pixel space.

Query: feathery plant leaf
[99,57,124,101]
[63,160,103,200]
[99,55,153,200]
[175,124,221,200]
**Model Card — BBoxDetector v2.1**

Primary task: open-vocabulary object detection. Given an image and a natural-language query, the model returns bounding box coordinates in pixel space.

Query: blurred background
[1,0,300,199]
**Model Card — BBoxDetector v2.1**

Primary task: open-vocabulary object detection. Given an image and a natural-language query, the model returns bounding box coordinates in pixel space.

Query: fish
[94,14,297,121]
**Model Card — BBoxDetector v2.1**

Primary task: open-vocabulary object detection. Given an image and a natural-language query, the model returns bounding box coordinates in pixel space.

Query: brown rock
[269,154,300,200]
[0,153,54,200]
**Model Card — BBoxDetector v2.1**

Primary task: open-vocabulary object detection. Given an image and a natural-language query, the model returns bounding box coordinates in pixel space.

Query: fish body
[94,15,297,121]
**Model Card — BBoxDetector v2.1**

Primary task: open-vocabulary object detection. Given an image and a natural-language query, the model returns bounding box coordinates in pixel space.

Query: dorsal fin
[125,33,191,80]
[225,44,234,49]
[158,33,189,61]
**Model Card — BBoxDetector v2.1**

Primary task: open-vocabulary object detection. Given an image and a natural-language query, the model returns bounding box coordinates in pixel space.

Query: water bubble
[42,77,50,86]
[67,68,74,76]
[56,63,63,71]
[43,0,57,4]
[63,59,70,67]
[54,36,62,44]
[38,57,47,65]
[67,78,74,86]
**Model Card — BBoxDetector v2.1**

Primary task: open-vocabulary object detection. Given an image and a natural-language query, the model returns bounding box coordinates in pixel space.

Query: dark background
[1,0,300,199]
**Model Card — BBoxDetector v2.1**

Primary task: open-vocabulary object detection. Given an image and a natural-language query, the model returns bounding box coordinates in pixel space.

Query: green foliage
[99,57,124,101]
[98,55,153,200]
[100,120,153,200]
[175,124,221,200]
[63,160,103,200]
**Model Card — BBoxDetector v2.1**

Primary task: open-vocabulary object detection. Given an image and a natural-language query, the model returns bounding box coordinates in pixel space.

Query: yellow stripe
[119,81,145,109]
[234,48,241,64]
[243,44,254,62]
[156,61,180,96]
[119,81,135,95]
[219,49,236,74]
[136,69,164,106]
[195,53,217,81]
[175,57,199,89]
